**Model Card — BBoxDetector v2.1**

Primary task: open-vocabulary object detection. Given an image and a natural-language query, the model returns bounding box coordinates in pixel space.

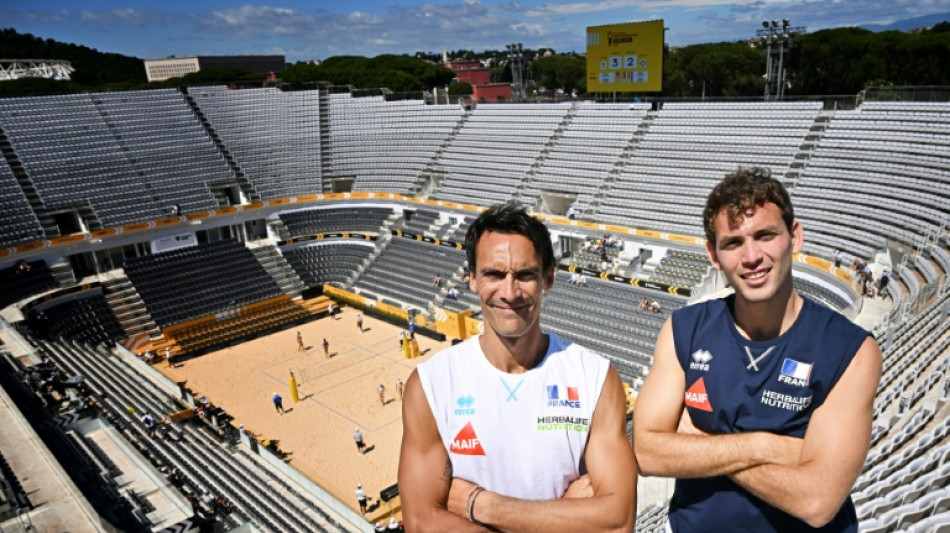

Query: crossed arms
[397,367,636,533]
[634,318,882,528]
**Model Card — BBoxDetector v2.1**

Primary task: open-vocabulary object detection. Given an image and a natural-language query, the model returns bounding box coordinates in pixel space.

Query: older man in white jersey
[398,202,636,533]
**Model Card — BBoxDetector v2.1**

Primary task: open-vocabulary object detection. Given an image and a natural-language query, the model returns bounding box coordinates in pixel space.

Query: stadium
[0,61,948,532]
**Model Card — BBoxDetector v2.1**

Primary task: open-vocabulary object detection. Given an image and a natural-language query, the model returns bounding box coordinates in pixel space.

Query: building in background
[444,58,512,102]
[143,55,285,82]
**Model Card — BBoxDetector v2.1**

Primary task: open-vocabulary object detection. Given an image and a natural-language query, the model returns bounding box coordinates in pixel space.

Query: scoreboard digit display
[586,20,664,93]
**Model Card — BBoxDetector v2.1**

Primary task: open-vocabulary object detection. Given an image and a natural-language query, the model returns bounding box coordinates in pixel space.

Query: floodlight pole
[756,19,805,101]
[777,19,789,100]
[506,43,524,102]
[762,21,774,101]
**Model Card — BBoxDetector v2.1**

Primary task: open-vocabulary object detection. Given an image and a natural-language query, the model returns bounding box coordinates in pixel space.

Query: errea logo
[690,349,713,371]
[455,395,475,416]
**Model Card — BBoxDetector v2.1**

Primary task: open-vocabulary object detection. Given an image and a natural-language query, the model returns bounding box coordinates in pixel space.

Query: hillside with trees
[0,28,145,87]
[281,55,456,92]
[1,23,949,98]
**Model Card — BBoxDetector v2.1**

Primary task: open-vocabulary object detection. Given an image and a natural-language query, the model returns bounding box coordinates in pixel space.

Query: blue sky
[2,1,948,62]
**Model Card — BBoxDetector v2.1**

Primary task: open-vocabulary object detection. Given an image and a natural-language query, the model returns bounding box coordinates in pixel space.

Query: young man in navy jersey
[635,168,882,532]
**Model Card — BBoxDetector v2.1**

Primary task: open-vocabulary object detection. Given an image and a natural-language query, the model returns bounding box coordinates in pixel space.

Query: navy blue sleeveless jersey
[667,295,869,533]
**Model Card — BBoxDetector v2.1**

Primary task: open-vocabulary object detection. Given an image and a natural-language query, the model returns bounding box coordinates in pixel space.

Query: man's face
[705,202,802,305]
[470,231,553,340]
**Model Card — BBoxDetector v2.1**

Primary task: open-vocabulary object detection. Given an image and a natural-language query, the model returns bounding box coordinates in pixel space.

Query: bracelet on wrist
[465,485,484,524]
[469,487,486,526]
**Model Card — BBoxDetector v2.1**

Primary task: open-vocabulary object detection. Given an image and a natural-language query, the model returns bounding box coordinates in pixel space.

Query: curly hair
[702,167,794,245]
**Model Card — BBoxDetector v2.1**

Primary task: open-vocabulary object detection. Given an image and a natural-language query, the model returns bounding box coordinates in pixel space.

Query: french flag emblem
[781,359,812,380]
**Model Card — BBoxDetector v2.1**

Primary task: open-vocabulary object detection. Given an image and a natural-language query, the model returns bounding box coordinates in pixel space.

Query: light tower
[756,19,805,101]
[506,43,524,102]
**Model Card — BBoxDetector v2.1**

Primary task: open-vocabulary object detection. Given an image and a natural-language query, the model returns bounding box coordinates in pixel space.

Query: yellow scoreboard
[586,20,664,93]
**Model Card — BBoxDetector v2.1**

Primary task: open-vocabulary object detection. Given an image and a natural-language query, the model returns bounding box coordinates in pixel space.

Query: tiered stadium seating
[0,156,45,248]
[1,90,950,533]
[793,277,852,311]
[91,90,232,213]
[598,102,822,236]
[0,449,30,520]
[542,271,685,386]
[122,240,281,327]
[650,249,710,289]
[278,206,393,237]
[165,296,310,354]
[522,103,649,213]
[0,91,229,228]
[0,260,58,309]
[283,242,376,287]
[403,209,441,235]
[33,293,124,346]
[189,86,323,199]
[351,237,465,311]
[36,337,346,532]
[792,102,950,288]
[432,103,571,206]
[327,93,463,194]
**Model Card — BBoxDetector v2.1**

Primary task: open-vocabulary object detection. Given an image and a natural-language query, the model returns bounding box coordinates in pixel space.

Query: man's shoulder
[418,336,481,374]
[546,333,606,363]
[671,295,729,323]
[543,334,611,379]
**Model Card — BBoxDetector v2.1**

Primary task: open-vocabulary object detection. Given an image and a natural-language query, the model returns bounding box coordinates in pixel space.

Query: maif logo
[546,385,581,408]
[450,422,485,456]
[684,377,713,412]
[455,395,475,416]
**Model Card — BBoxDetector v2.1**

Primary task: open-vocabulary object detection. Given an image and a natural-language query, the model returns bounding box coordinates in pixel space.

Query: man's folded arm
[398,370,488,533]
[727,337,882,528]
[455,367,637,533]
[634,318,802,479]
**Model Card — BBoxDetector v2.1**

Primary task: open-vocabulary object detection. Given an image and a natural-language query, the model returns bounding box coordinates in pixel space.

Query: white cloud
[347,11,383,24]
[208,5,304,27]
[10,9,70,23]
[527,0,748,17]
[498,2,523,11]
[510,22,550,36]
[77,8,163,26]
[6,0,948,62]
[202,4,321,39]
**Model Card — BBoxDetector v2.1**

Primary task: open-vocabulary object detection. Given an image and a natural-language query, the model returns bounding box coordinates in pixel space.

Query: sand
[158,305,452,519]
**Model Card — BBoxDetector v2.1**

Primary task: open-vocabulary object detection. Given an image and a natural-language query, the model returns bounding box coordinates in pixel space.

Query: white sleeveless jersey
[417,333,609,500]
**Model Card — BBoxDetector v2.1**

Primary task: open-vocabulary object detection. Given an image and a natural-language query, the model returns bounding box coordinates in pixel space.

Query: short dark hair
[703,167,795,245]
[465,202,555,274]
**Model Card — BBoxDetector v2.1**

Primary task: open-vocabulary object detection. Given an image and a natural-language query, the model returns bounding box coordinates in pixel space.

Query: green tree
[663,42,763,97]
[280,54,455,92]
[0,77,76,96]
[530,55,584,94]
[0,28,146,87]
[448,82,473,96]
